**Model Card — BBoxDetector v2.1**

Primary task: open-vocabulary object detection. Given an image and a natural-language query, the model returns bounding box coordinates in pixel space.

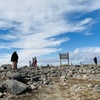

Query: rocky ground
[0,64,100,100]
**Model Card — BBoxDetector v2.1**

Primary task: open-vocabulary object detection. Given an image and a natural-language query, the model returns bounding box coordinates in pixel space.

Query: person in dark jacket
[93,57,97,65]
[11,51,19,70]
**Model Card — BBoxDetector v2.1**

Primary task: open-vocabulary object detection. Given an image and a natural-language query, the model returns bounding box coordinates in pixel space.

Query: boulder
[2,79,27,95]
[0,92,3,98]
[6,71,20,80]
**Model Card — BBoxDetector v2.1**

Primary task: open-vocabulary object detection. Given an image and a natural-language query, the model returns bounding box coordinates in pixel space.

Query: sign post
[59,52,69,66]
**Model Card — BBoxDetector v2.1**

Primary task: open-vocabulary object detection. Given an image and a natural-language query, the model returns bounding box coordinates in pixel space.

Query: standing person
[32,58,34,67]
[11,51,19,70]
[33,57,37,67]
[94,57,97,65]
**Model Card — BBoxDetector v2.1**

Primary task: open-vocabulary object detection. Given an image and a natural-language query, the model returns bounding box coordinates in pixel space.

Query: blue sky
[0,0,100,67]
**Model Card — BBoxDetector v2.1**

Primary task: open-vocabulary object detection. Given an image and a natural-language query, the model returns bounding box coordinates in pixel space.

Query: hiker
[11,51,19,70]
[33,57,37,67]
[93,57,97,65]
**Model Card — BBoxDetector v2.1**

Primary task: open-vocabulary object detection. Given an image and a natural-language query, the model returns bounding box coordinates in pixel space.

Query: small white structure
[0,64,12,70]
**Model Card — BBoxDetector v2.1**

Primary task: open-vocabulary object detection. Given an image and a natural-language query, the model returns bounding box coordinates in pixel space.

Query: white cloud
[0,54,11,65]
[1,47,100,66]
[80,18,93,25]
[69,47,100,65]
[0,0,100,66]
[85,33,93,36]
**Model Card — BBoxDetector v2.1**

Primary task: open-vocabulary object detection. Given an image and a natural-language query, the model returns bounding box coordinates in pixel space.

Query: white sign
[59,52,69,65]
[59,52,69,59]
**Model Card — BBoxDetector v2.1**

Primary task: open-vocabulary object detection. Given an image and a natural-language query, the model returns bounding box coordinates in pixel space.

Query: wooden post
[68,52,69,66]
[59,53,61,66]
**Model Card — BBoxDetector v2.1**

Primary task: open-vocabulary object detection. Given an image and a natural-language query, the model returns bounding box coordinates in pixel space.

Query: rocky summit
[0,64,100,100]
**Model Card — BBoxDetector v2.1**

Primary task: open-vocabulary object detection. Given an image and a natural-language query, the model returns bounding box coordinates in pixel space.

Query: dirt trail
[1,78,100,100]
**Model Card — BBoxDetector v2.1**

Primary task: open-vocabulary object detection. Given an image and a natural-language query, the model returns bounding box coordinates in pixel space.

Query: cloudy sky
[0,0,100,67]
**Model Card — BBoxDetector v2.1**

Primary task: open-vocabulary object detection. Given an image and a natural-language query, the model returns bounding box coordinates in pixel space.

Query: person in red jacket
[33,57,37,67]
[11,51,19,70]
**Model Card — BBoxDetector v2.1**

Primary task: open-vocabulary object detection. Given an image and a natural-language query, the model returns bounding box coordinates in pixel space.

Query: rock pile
[0,64,100,99]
